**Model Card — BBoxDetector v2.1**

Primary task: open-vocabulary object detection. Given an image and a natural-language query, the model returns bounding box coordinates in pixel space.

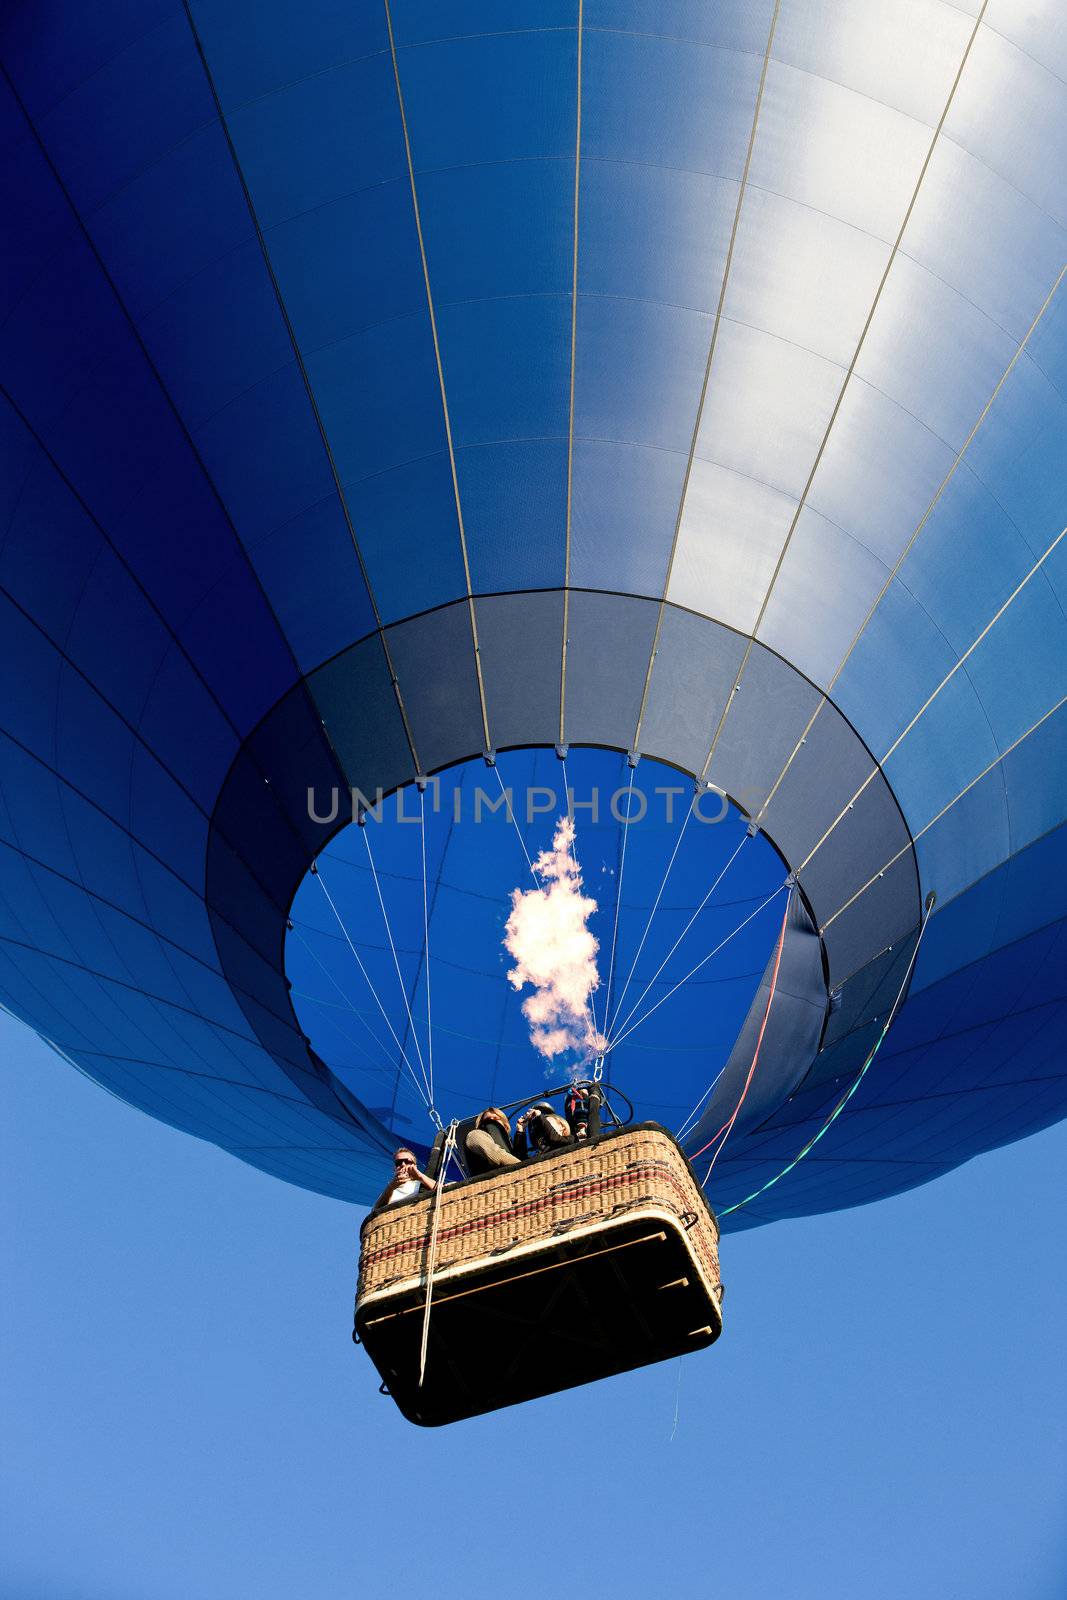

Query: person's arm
[415,1168,436,1193]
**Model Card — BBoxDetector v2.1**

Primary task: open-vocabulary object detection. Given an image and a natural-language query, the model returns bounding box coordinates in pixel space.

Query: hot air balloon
[2,0,1065,1388]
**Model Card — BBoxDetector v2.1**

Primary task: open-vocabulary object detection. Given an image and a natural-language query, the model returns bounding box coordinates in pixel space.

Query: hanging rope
[418,787,435,1111]
[559,754,605,1050]
[693,890,792,1184]
[290,928,428,1107]
[676,1065,731,1145]
[669,1356,683,1443]
[609,830,750,1049]
[494,761,542,886]
[718,897,935,1217]
[608,792,696,1037]
[418,1118,458,1387]
[361,825,435,1116]
[602,763,635,1032]
[750,268,1065,835]
[312,871,434,1119]
[674,881,787,1142]
[608,877,790,1053]
[291,927,395,1062]
[796,523,1066,884]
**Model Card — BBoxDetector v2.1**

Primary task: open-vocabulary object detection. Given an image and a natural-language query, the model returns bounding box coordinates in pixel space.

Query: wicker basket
[355,1124,723,1425]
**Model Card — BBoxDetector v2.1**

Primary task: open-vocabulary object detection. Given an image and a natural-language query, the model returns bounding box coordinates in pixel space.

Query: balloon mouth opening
[285,746,788,1149]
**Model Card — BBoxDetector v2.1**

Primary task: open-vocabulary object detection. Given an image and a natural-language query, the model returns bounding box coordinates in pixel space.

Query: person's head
[393,1147,416,1170]
[533,1102,554,1116]
[476,1107,509,1133]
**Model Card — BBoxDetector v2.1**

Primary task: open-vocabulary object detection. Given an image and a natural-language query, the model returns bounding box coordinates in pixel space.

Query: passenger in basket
[465,1106,521,1174]
[564,1080,604,1142]
[373,1147,436,1211]
[513,1101,571,1159]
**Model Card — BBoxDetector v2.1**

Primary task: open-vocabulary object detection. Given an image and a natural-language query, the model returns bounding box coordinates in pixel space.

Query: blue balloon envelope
[0,1,1064,1229]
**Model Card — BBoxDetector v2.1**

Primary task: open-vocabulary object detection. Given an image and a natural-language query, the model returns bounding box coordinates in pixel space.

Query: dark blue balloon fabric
[1,2,1064,1227]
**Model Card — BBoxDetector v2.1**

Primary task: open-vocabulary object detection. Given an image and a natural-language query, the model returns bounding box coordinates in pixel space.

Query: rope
[696,0,990,788]
[718,899,934,1217]
[561,754,595,1039]
[291,928,396,1062]
[602,764,635,1031]
[312,872,433,1117]
[290,929,427,1104]
[676,1064,732,1145]
[669,1356,683,1443]
[750,262,1065,834]
[494,762,541,886]
[419,1119,458,1387]
[675,883,788,1142]
[608,793,696,1037]
[361,825,434,1114]
[797,521,1067,882]
[608,830,750,1048]
[693,891,792,1183]
[419,787,435,1110]
[608,878,790,1053]
[560,756,605,1049]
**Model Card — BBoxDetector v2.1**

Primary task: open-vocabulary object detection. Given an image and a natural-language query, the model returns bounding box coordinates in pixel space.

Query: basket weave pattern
[357,1128,720,1303]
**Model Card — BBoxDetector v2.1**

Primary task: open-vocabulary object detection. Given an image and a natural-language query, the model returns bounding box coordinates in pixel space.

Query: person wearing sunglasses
[373,1147,437,1211]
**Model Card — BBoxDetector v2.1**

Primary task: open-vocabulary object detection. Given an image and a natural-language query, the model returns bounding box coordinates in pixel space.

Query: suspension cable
[290,925,425,1104]
[797,521,1067,882]
[608,792,696,1037]
[609,829,750,1048]
[694,1,990,790]
[313,868,434,1121]
[361,825,434,1114]
[750,263,1066,834]
[419,1118,458,1388]
[718,897,934,1217]
[494,761,542,886]
[676,1062,731,1145]
[602,764,635,1035]
[608,877,790,1053]
[418,786,435,1111]
[821,690,1067,935]
[693,891,791,1184]
[561,754,604,1045]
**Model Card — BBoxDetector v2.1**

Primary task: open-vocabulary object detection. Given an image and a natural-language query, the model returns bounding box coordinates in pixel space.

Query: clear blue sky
[2,1008,1064,1600]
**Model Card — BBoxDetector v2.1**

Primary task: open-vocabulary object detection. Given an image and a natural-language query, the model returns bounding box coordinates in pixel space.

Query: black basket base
[356,1212,723,1426]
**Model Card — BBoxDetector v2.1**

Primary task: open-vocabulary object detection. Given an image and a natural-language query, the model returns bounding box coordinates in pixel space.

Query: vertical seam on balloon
[753,262,1067,830]
[180,2,423,776]
[697,0,991,786]
[0,21,398,1126]
[0,52,358,858]
[560,0,584,746]
[629,0,783,759]
[0,377,317,923]
[3,47,418,1140]
[818,691,1067,933]
[0,54,369,844]
[382,0,492,757]
[802,519,1067,888]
